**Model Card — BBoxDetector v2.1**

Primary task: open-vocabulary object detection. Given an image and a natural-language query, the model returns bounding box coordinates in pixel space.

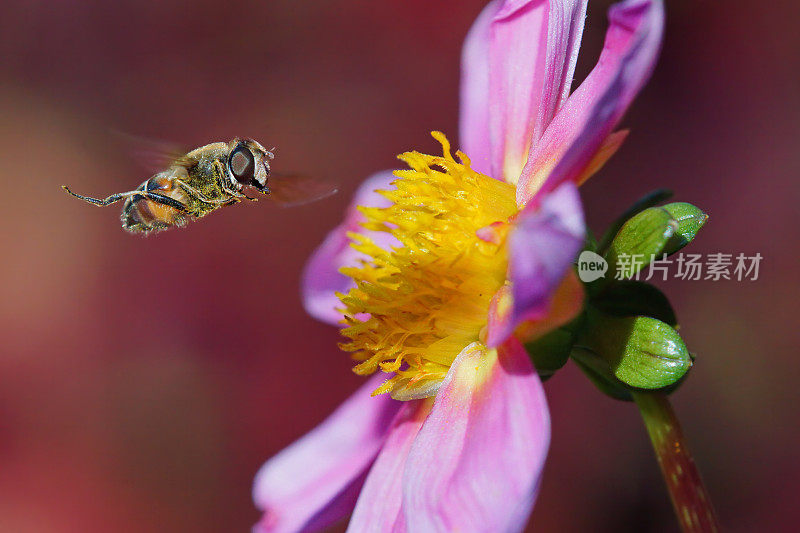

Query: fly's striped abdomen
[121,175,190,233]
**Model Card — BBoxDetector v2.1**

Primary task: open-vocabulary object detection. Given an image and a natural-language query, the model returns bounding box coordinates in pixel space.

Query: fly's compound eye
[228,146,256,186]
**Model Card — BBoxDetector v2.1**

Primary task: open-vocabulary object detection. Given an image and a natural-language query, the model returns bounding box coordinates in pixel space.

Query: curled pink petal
[486,181,584,346]
[302,171,398,326]
[253,374,402,533]
[517,0,665,205]
[347,400,432,532]
[460,0,588,182]
[458,0,499,176]
[400,339,550,532]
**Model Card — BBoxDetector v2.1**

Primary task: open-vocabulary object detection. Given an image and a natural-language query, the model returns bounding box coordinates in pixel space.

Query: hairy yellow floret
[338,132,518,400]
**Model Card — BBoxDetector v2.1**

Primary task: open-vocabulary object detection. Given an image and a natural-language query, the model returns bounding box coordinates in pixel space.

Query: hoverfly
[62,138,337,234]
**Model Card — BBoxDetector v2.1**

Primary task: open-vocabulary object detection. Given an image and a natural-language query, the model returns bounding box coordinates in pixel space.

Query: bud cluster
[525,190,708,399]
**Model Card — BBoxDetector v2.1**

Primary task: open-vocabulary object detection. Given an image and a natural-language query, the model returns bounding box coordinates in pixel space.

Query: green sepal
[571,347,633,401]
[662,202,708,254]
[576,308,692,391]
[524,312,586,381]
[593,280,677,327]
[606,207,678,278]
[583,230,599,253]
[525,328,574,381]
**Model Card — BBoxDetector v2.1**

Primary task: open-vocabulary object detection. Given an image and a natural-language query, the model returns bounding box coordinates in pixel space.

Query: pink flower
[254,1,663,531]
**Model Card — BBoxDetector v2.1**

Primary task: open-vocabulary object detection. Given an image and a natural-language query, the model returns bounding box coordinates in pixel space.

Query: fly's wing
[110,130,190,173]
[266,174,339,207]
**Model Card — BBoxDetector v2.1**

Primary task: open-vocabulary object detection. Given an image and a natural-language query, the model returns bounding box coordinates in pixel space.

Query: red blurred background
[0,1,797,531]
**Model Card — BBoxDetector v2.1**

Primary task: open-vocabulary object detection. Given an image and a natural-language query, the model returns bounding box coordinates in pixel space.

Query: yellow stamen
[338,132,518,400]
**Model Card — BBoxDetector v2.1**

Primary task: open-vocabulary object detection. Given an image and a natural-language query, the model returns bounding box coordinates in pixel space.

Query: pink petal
[302,171,398,326]
[399,339,550,532]
[253,374,402,533]
[514,269,585,343]
[347,400,432,532]
[487,181,584,347]
[576,129,628,185]
[459,0,588,182]
[517,0,665,205]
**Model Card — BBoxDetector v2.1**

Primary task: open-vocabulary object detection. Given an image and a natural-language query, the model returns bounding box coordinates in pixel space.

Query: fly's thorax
[184,153,234,197]
[188,137,273,193]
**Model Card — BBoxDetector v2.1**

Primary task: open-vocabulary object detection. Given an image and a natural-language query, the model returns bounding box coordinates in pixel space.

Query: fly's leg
[174,179,237,205]
[219,182,257,202]
[62,186,173,207]
[142,192,187,211]
[63,185,137,206]
[221,183,247,200]
[220,177,258,201]
[217,174,254,200]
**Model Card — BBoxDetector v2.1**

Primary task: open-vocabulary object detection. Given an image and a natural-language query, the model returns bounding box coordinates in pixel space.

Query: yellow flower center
[338,132,518,400]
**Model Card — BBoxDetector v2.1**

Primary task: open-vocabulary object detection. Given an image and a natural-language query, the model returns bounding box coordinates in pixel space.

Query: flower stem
[632,391,720,532]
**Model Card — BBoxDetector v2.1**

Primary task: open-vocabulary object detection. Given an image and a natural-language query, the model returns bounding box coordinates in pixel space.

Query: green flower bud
[662,202,708,254]
[575,309,692,391]
[597,189,673,254]
[606,207,678,278]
